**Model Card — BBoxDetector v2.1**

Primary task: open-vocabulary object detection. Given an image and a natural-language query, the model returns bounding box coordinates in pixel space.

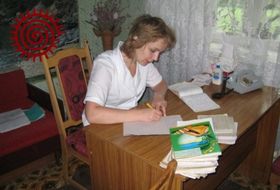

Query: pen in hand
[146,102,166,117]
[146,102,154,109]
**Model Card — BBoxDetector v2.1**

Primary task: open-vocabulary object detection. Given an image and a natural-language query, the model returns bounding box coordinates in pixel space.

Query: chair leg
[54,150,61,165]
[61,152,69,183]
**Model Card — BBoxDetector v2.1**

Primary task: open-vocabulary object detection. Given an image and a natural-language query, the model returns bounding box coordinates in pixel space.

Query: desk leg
[236,101,280,184]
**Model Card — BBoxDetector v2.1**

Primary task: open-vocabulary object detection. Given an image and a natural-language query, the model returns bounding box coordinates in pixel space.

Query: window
[209,0,280,86]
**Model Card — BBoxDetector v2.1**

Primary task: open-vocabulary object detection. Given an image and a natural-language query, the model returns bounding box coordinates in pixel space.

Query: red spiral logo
[10,9,63,62]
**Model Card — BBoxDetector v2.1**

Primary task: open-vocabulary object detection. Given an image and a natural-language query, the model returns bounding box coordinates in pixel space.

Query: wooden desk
[85,85,280,190]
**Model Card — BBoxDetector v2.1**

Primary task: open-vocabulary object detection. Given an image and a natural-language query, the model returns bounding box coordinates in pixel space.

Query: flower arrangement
[87,0,128,36]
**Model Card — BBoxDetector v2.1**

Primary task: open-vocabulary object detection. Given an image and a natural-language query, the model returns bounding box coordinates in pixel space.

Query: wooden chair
[41,41,93,190]
[150,159,177,190]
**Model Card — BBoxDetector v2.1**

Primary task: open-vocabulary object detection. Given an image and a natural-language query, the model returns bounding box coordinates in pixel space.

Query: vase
[100,31,115,51]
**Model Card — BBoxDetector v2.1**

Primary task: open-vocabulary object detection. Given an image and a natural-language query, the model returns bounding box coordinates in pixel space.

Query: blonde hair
[121,14,176,58]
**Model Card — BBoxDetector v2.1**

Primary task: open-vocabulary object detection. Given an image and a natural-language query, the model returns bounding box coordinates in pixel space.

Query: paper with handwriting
[123,115,182,136]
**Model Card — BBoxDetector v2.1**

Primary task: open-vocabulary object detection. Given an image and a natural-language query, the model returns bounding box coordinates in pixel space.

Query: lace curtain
[144,0,280,87]
[212,0,280,88]
[144,0,217,85]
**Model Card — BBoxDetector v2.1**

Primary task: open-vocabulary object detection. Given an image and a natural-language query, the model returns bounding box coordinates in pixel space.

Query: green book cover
[24,103,45,122]
[169,118,221,159]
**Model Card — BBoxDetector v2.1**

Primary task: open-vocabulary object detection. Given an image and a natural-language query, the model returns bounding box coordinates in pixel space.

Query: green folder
[24,103,45,122]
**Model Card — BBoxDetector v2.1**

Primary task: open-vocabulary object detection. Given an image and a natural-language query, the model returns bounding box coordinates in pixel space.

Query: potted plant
[87,0,129,50]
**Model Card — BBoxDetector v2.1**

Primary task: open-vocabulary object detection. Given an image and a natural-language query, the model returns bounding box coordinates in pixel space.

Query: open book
[169,81,220,112]
[0,108,31,133]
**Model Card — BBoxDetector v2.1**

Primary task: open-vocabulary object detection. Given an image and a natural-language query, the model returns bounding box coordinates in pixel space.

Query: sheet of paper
[123,115,182,136]
[0,108,31,133]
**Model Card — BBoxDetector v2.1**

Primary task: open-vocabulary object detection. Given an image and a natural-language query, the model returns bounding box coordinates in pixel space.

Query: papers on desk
[123,115,182,136]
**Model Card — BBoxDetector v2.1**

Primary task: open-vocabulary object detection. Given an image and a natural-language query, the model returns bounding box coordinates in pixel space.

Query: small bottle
[212,64,222,85]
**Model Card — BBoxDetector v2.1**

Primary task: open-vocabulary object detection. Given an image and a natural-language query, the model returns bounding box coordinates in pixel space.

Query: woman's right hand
[140,108,163,122]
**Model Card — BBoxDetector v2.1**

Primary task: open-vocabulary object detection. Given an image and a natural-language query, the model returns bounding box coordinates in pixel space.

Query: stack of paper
[160,118,222,179]
[197,114,238,144]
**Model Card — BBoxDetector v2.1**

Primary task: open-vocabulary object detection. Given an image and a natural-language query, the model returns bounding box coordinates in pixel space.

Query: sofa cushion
[0,69,28,104]
[0,112,58,156]
[0,68,59,170]
[0,99,58,156]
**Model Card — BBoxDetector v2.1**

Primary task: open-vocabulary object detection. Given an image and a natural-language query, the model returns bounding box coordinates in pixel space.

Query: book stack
[160,118,222,179]
[197,114,238,144]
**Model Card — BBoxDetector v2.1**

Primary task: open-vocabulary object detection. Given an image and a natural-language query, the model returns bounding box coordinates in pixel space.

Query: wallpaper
[0,0,79,78]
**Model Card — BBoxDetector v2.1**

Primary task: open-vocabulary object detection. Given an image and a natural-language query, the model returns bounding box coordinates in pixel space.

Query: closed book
[24,103,45,122]
[170,118,221,159]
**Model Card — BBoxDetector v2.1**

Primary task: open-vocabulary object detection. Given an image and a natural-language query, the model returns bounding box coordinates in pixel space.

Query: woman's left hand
[152,99,167,116]
[151,80,168,116]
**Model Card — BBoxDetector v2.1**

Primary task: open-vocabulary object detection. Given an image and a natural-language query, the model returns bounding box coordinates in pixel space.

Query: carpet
[0,158,91,190]
[0,158,273,190]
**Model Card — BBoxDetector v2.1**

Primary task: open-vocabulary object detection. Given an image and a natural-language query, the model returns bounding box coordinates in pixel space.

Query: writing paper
[123,115,182,136]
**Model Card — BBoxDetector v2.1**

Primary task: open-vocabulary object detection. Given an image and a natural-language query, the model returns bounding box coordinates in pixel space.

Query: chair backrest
[150,159,177,190]
[41,41,93,137]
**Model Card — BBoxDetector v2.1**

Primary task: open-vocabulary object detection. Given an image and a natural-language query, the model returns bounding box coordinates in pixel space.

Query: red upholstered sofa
[0,69,60,175]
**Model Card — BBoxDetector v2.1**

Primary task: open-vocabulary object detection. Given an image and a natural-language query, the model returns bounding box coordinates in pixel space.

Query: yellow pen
[146,102,166,116]
[146,102,154,109]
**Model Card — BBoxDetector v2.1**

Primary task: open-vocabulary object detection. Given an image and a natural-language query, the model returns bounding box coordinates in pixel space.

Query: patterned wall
[0,0,79,78]
[0,0,145,78]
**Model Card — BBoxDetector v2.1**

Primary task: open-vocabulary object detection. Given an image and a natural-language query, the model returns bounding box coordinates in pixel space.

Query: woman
[83,14,176,125]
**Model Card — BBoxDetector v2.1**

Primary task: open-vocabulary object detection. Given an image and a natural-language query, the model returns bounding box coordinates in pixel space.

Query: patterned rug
[0,158,273,190]
[0,158,91,190]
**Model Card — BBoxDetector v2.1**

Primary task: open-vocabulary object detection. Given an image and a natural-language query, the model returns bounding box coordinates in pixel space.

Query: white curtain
[213,0,280,88]
[144,0,280,88]
[144,0,217,85]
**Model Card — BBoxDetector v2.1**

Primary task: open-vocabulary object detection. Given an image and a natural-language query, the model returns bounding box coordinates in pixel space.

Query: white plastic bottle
[212,64,222,85]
